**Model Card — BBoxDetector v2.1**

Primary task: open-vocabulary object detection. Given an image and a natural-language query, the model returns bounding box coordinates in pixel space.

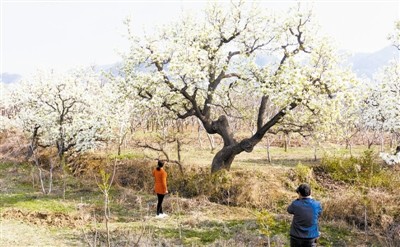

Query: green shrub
[256,210,277,237]
[294,163,314,183]
[292,163,324,195]
[320,150,397,189]
[256,210,290,246]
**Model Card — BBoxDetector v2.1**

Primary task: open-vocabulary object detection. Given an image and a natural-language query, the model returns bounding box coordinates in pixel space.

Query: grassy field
[1,144,399,246]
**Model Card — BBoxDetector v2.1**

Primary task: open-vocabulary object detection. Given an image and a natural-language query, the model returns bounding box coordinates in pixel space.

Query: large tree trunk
[211,147,237,173]
[208,102,297,173]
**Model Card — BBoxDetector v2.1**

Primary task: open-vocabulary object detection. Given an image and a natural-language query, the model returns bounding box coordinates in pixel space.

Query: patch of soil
[0,219,84,247]
[1,208,84,228]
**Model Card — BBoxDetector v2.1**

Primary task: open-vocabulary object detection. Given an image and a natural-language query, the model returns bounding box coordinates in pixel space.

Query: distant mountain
[94,62,123,76]
[1,73,21,84]
[255,46,398,80]
[1,47,398,84]
[347,46,399,79]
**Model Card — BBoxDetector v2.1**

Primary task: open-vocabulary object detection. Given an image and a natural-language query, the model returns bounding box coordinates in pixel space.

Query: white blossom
[380,152,400,165]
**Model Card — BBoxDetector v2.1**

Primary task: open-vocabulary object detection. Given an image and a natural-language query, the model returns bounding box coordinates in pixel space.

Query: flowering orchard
[361,21,400,164]
[0,2,399,171]
[120,2,359,172]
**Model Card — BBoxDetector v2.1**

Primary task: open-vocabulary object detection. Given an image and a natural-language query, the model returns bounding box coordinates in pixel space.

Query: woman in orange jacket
[152,160,168,217]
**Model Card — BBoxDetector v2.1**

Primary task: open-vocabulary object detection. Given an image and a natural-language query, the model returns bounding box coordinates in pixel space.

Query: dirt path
[0,219,84,247]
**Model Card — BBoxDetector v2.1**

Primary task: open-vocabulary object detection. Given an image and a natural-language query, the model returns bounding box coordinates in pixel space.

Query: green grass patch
[318,224,354,246]
[0,193,75,214]
[152,219,249,245]
[0,162,31,177]
[161,227,229,245]
[0,162,16,172]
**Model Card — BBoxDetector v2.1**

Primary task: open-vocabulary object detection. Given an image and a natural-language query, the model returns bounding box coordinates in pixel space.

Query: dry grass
[1,131,400,245]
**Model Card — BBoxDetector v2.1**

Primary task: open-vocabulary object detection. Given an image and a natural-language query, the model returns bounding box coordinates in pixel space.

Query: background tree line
[0,2,399,179]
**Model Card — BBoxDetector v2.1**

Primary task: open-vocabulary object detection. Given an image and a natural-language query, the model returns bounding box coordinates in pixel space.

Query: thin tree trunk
[314,144,318,161]
[197,123,203,148]
[31,166,36,189]
[38,167,46,194]
[364,205,368,241]
[389,133,396,149]
[349,142,353,157]
[60,154,66,200]
[266,136,271,163]
[32,146,47,194]
[176,139,184,175]
[284,133,289,152]
[47,160,54,195]
[207,133,215,153]
[117,131,128,155]
[105,193,111,247]
[93,213,98,246]
[367,139,373,149]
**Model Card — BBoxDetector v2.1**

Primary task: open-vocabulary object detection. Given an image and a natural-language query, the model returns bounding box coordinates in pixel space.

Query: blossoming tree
[361,20,400,151]
[388,20,400,50]
[13,68,113,167]
[103,75,142,155]
[0,83,18,132]
[121,2,355,173]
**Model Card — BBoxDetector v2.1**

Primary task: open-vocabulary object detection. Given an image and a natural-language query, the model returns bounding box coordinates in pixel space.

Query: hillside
[1,143,399,246]
[347,46,399,79]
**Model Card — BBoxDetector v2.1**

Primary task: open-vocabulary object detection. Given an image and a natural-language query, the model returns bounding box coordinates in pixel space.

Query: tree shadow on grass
[239,158,321,167]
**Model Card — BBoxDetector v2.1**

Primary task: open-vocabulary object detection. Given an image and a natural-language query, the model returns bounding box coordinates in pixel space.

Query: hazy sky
[1,0,399,76]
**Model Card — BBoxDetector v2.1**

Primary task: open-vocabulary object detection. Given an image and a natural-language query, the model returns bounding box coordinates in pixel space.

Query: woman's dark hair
[156,160,164,171]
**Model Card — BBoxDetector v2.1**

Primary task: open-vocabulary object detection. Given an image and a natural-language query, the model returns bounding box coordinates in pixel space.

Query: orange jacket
[152,168,167,194]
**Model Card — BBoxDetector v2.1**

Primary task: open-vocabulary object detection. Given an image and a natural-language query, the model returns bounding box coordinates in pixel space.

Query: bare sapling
[95,160,117,247]
[256,210,277,247]
[80,210,99,247]
[28,134,53,195]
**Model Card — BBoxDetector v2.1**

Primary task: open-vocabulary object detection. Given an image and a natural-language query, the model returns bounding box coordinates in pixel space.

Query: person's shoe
[160,213,168,217]
[155,214,163,218]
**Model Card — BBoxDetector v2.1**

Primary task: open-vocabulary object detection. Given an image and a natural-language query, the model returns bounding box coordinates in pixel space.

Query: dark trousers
[156,194,165,215]
[290,236,317,247]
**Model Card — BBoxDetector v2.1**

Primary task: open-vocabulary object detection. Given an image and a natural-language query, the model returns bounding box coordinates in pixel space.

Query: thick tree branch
[240,102,298,152]
[257,96,269,130]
